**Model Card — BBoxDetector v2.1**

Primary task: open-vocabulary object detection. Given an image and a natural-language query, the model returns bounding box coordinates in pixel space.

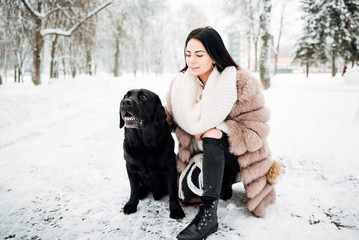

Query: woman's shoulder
[234,67,263,102]
[235,67,258,82]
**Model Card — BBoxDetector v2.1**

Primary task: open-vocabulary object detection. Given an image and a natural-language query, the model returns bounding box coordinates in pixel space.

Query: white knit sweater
[170,66,237,135]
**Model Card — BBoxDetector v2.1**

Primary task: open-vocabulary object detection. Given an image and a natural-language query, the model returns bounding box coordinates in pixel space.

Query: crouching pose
[165,27,281,240]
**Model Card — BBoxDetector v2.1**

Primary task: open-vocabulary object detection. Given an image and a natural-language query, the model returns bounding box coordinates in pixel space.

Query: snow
[344,66,359,85]
[1,72,359,239]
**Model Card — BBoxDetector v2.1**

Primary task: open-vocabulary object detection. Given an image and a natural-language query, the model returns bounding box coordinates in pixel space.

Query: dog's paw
[123,202,137,215]
[170,206,185,219]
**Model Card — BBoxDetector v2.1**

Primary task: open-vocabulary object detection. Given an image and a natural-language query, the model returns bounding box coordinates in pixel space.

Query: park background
[1,0,359,239]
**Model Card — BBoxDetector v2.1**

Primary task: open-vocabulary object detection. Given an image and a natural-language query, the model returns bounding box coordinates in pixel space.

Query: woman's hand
[195,128,223,140]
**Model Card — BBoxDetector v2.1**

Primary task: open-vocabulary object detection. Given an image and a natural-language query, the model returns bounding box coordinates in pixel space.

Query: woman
[165,27,281,240]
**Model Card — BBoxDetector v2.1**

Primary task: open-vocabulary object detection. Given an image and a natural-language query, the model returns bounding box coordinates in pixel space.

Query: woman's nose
[188,55,196,64]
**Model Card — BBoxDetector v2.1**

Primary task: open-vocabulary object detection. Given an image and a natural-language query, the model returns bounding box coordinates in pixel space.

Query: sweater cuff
[216,122,228,134]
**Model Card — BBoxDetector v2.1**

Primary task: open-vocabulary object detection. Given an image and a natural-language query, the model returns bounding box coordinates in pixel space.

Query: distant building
[228,32,241,65]
[227,31,250,70]
[227,32,303,73]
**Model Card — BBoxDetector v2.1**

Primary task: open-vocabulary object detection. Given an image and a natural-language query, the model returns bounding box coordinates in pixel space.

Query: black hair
[181,26,239,73]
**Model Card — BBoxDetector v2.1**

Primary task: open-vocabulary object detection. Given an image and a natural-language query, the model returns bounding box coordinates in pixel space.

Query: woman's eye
[197,55,203,58]
[186,54,191,57]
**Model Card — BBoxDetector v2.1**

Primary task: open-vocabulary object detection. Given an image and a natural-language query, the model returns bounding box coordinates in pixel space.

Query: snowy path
[1,73,359,239]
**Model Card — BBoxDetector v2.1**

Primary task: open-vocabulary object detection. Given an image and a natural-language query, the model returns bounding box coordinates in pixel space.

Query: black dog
[119,89,185,219]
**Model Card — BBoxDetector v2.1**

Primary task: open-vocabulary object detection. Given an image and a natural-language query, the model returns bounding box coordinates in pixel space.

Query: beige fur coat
[166,67,281,217]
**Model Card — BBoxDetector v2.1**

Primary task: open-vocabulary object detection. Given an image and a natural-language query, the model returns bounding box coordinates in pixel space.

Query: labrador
[119,89,185,219]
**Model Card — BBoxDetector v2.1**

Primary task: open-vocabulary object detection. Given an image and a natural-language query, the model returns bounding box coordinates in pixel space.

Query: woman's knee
[202,128,223,139]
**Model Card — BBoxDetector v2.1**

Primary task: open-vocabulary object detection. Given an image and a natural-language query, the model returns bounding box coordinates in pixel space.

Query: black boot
[177,137,224,240]
[177,200,219,240]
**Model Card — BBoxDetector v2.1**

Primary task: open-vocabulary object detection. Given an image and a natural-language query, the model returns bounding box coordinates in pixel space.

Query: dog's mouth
[122,111,145,128]
[124,112,135,121]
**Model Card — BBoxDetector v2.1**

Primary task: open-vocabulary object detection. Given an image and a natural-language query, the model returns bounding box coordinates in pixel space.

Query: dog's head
[119,89,167,129]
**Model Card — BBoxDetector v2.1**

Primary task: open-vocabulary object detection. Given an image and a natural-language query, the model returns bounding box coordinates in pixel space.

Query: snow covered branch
[40,0,112,37]
[21,0,44,19]
[20,0,60,19]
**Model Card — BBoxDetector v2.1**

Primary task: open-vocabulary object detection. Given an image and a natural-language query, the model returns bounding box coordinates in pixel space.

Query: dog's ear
[154,105,167,126]
[119,110,125,128]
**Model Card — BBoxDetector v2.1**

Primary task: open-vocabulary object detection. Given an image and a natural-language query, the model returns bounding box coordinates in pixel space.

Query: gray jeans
[179,133,239,202]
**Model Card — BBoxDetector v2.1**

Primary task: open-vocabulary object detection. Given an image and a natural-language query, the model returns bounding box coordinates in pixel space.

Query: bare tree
[272,0,289,75]
[220,0,261,71]
[1,1,32,83]
[20,0,112,85]
[259,0,272,89]
[247,0,262,71]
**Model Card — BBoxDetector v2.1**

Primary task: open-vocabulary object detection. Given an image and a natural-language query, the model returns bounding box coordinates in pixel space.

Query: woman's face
[185,39,215,83]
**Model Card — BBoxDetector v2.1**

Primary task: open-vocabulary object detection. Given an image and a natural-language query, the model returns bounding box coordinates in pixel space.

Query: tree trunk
[50,35,59,78]
[71,64,76,78]
[86,50,92,75]
[114,35,120,77]
[18,68,22,83]
[274,53,278,76]
[274,0,287,76]
[62,58,66,79]
[254,40,258,71]
[32,3,43,85]
[306,62,309,78]
[14,64,17,83]
[259,0,272,89]
[331,51,336,77]
[247,34,251,69]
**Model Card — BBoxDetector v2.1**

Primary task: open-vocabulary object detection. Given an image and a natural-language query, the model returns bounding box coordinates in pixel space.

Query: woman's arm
[226,69,270,155]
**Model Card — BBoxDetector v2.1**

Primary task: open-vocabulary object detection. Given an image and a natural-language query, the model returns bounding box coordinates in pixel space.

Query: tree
[294,0,319,77]
[0,0,32,83]
[220,0,261,71]
[294,36,318,78]
[20,0,112,85]
[272,0,289,75]
[342,0,359,67]
[322,0,351,76]
[259,0,272,89]
[247,0,262,71]
[296,0,359,76]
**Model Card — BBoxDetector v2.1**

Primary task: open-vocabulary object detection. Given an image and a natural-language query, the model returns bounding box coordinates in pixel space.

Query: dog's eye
[139,94,148,101]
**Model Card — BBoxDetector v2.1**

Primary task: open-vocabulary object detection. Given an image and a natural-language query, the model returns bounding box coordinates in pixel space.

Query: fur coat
[166,67,281,217]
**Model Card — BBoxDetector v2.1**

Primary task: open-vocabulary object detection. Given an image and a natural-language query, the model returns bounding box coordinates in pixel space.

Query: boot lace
[192,203,214,229]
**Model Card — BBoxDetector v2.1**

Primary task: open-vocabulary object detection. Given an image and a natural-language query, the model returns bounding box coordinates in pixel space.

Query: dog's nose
[122,99,133,107]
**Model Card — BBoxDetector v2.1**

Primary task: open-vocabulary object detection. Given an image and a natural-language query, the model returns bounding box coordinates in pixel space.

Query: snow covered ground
[1,72,359,240]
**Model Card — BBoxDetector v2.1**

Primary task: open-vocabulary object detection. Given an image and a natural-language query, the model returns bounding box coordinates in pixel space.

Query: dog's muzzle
[120,99,144,128]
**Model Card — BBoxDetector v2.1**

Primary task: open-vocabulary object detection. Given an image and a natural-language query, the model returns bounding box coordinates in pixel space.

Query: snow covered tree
[322,0,352,76]
[342,0,359,67]
[259,0,272,89]
[294,0,319,77]
[0,0,32,83]
[296,0,359,76]
[105,1,127,77]
[220,0,262,71]
[294,36,318,78]
[20,0,112,85]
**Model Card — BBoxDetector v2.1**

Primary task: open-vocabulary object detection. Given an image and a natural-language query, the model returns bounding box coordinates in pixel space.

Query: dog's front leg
[123,163,140,215]
[165,165,185,219]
